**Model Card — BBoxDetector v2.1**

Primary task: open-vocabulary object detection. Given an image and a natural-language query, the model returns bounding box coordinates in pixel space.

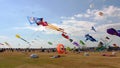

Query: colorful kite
[27,17,64,33]
[57,44,65,54]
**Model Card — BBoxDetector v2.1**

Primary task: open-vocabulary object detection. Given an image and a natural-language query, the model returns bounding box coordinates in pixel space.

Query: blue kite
[85,34,97,42]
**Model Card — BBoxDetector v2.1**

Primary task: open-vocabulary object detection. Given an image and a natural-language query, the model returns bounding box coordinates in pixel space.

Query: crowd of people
[0,46,119,53]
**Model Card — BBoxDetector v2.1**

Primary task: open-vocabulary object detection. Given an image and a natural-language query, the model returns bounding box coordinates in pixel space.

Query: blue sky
[0,0,120,48]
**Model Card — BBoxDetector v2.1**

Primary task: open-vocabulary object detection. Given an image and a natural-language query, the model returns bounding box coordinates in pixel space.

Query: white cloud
[60,16,75,20]
[74,14,83,18]
[61,20,96,36]
[14,24,63,35]
[62,20,95,27]
[60,6,120,36]
[84,14,90,18]
[63,6,120,23]
[0,36,17,48]
[14,26,46,31]
[97,23,120,32]
[94,6,120,21]
[103,6,120,17]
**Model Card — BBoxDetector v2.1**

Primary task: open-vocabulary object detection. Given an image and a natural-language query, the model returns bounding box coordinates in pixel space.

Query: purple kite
[73,41,80,47]
[107,28,120,37]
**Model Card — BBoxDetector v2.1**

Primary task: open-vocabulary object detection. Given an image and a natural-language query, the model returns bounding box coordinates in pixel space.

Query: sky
[0,0,120,48]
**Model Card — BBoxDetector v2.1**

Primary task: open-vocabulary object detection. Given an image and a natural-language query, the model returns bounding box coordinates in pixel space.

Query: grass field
[0,51,120,68]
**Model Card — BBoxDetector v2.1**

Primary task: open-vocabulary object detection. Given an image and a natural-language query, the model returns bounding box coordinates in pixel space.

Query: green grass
[0,51,120,68]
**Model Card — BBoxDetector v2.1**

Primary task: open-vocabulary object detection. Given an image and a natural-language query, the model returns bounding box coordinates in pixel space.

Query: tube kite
[57,44,65,54]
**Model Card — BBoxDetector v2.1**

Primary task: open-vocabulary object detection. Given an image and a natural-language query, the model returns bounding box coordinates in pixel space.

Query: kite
[91,26,96,32]
[96,41,106,51]
[79,40,85,45]
[98,41,104,47]
[61,32,74,43]
[16,34,29,43]
[36,18,48,26]
[69,39,73,42]
[66,47,71,51]
[105,36,110,40]
[85,34,97,42]
[27,17,64,33]
[98,12,104,16]
[61,32,69,39]
[4,42,12,48]
[27,16,38,24]
[57,44,65,54]
[48,42,53,45]
[73,41,80,47]
[107,28,120,37]
[113,44,119,47]
[15,34,31,47]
